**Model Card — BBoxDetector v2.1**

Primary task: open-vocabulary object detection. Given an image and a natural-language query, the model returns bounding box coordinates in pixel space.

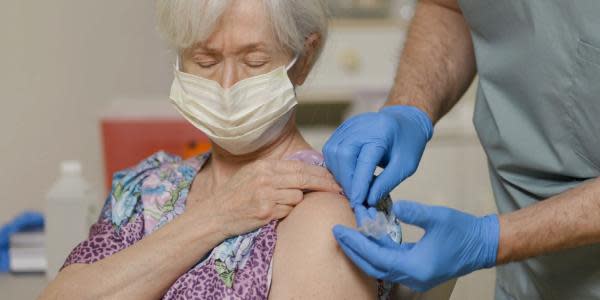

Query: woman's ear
[289,33,322,86]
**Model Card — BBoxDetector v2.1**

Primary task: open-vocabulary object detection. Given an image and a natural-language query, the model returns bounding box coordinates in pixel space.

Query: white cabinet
[298,22,406,102]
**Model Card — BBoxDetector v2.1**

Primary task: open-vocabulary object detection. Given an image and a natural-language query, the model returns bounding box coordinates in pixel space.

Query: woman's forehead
[195,0,279,53]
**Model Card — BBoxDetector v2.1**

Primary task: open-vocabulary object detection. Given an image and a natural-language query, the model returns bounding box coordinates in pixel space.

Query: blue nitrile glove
[0,211,45,272]
[333,201,499,292]
[323,105,433,207]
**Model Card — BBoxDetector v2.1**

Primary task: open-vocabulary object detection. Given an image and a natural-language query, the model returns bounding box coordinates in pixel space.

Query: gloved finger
[353,205,373,228]
[392,200,433,229]
[13,211,44,230]
[398,242,416,252]
[323,122,356,195]
[367,207,378,219]
[370,232,416,250]
[333,224,405,272]
[324,117,357,158]
[323,127,344,187]
[367,156,405,206]
[372,235,399,248]
[336,233,388,280]
[349,143,386,206]
[335,142,362,200]
[333,225,387,279]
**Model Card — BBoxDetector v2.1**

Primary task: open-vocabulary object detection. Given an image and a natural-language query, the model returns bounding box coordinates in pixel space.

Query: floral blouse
[62,150,391,299]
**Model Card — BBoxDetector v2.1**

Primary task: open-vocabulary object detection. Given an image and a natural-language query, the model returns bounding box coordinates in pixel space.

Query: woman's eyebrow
[236,43,270,54]
[191,46,220,56]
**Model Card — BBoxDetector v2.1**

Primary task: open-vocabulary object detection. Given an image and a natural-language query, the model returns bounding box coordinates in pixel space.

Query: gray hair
[156,0,329,57]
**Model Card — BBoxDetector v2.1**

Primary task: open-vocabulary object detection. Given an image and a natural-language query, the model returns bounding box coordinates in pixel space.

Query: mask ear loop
[174,55,194,96]
[286,53,300,71]
[286,54,301,97]
[175,55,182,72]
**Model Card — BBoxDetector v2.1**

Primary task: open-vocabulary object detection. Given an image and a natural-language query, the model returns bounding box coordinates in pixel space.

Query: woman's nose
[220,62,239,89]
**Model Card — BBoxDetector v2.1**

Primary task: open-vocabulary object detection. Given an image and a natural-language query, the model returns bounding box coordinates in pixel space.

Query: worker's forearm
[40,210,226,300]
[386,0,476,123]
[497,177,600,264]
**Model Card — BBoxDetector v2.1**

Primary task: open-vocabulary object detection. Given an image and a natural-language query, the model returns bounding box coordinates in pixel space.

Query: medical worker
[327,0,600,298]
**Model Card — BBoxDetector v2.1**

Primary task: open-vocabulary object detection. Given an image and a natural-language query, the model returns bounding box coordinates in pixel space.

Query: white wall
[0,1,172,223]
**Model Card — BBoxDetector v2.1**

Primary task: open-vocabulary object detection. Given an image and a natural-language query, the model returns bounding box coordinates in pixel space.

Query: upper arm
[269,192,377,299]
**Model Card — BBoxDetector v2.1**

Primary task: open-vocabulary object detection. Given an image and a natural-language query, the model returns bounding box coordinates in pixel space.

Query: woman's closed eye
[192,53,220,69]
[245,53,270,68]
[196,59,219,69]
[245,60,268,68]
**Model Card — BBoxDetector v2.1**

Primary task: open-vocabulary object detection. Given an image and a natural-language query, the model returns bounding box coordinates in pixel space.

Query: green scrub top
[457,0,600,299]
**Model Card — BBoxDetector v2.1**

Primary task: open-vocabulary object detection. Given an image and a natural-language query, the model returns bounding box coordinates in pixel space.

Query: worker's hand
[323,105,433,207]
[187,160,341,238]
[332,201,499,292]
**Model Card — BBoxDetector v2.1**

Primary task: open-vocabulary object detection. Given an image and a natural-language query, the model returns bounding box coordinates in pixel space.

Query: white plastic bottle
[45,161,93,280]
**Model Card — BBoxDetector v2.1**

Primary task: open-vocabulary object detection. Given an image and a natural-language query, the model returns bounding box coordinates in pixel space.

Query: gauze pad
[358,195,402,244]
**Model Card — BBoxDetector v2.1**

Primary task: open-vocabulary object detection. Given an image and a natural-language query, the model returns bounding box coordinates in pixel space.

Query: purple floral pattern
[63,151,276,299]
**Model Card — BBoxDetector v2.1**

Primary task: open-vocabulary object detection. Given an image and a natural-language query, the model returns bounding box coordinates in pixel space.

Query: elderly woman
[41,0,390,299]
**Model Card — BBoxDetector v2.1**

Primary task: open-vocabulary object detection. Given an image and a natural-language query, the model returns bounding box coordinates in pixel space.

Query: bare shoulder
[285,191,356,227]
[268,192,377,299]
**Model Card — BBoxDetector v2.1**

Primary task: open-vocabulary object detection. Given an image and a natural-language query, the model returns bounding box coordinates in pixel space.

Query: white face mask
[169,56,299,155]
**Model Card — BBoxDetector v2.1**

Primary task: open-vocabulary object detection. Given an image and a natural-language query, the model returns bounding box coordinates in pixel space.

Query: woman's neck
[203,118,312,189]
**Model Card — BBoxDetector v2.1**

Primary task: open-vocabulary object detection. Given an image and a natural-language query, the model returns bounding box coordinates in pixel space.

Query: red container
[100,100,211,191]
